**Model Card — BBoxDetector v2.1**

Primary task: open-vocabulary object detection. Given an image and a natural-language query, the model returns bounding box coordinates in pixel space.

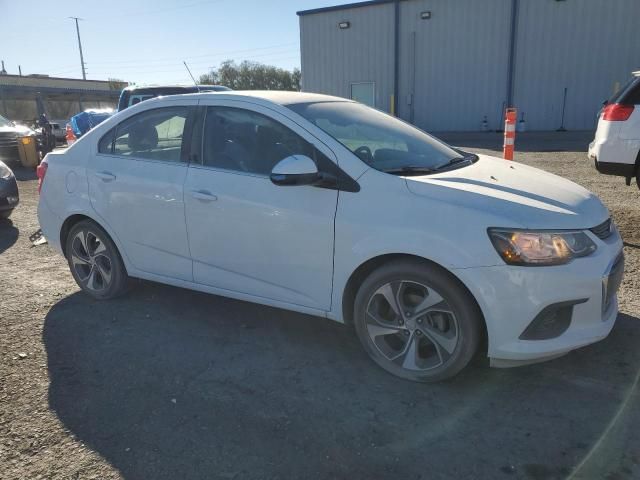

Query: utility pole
[69,17,87,80]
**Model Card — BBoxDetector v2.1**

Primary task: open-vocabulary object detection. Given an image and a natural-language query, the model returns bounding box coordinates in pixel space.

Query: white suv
[38,91,624,382]
[589,71,640,188]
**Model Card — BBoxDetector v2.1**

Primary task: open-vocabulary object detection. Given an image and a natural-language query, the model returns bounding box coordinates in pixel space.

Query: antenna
[183,61,199,91]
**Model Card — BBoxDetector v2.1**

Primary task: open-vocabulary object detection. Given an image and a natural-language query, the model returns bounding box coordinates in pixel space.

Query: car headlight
[488,228,597,266]
[0,162,11,179]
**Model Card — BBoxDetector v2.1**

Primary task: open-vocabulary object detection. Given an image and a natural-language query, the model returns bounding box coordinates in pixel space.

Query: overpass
[0,74,127,123]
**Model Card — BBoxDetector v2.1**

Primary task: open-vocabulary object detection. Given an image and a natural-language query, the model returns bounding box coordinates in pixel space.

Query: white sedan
[37,91,624,382]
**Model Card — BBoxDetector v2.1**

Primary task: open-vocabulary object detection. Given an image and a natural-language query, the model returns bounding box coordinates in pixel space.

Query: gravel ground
[1,133,639,480]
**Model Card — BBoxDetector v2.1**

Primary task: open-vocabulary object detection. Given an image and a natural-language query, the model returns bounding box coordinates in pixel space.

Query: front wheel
[0,209,12,219]
[65,220,129,300]
[353,260,482,382]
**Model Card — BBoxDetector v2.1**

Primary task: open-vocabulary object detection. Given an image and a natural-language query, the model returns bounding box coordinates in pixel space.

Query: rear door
[88,100,198,281]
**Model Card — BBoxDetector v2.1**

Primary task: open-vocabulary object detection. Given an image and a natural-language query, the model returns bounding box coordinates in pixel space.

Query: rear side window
[112,107,191,163]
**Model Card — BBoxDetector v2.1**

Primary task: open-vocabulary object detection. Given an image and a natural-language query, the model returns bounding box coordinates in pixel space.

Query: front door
[184,102,337,311]
[88,101,198,281]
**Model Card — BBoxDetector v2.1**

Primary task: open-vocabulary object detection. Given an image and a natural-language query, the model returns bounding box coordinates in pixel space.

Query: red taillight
[37,161,48,194]
[602,103,634,121]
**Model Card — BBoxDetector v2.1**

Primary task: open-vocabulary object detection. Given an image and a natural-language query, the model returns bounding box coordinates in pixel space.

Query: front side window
[287,101,467,174]
[110,107,190,162]
[202,106,313,175]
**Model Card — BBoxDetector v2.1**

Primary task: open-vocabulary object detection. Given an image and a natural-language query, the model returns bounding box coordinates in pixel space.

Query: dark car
[117,84,231,111]
[0,160,19,219]
[0,114,38,164]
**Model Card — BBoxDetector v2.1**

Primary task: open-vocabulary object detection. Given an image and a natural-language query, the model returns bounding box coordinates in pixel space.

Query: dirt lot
[1,133,639,480]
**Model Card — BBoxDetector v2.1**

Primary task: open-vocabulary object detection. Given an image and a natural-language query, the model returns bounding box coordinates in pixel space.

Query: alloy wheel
[365,280,459,371]
[70,229,113,292]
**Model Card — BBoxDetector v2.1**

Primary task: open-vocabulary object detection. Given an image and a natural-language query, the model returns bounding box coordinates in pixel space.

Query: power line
[87,42,299,66]
[107,0,225,19]
[89,61,301,79]
[86,49,299,72]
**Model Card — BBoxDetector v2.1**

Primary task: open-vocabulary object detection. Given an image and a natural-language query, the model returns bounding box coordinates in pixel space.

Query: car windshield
[287,101,465,174]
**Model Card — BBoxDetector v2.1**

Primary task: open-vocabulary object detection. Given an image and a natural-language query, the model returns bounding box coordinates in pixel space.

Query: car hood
[405,154,609,230]
[0,124,35,135]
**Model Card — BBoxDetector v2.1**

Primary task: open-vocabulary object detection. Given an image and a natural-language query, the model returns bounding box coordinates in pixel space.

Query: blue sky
[1,0,339,85]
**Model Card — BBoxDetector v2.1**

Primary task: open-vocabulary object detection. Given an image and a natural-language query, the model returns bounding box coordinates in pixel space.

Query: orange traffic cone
[503,108,517,160]
[66,124,77,146]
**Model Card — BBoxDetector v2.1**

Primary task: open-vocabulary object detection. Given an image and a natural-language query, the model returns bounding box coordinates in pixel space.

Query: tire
[65,220,129,300]
[353,260,482,382]
[0,209,12,219]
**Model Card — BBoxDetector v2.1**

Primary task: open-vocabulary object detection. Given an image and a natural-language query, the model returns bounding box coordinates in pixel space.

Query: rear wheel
[65,220,129,300]
[353,260,482,382]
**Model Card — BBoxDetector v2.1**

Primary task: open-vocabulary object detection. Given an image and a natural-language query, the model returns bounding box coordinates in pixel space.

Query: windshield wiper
[383,166,436,176]
[434,153,478,172]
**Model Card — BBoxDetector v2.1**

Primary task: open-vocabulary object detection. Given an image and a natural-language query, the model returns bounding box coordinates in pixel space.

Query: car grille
[590,218,613,240]
[0,132,18,148]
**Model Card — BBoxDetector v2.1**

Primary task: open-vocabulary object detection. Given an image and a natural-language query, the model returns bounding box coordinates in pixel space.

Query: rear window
[609,77,640,105]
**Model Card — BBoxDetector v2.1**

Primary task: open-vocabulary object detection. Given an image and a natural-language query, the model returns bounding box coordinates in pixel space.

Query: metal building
[298,0,640,131]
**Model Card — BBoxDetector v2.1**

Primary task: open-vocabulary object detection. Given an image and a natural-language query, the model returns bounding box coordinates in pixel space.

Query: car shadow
[44,283,640,480]
[12,166,38,181]
[0,218,19,253]
[436,131,595,154]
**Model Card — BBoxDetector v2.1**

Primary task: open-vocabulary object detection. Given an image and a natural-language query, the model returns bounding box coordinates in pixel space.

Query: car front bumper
[0,145,20,164]
[454,229,624,365]
[0,175,19,212]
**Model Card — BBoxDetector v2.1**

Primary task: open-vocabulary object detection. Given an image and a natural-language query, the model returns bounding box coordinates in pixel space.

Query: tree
[198,60,301,91]
[107,78,127,91]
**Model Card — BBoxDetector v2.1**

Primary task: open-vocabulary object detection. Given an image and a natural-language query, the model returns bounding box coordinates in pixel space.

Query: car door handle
[95,171,116,182]
[190,190,218,202]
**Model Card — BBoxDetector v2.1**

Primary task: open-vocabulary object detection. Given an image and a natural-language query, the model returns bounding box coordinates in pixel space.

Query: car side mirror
[270,155,322,186]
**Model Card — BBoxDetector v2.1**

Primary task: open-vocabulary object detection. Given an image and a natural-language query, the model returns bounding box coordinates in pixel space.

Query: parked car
[38,91,624,382]
[50,122,66,143]
[0,160,19,219]
[589,71,640,189]
[117,84,231,111]
[0,114,38,164]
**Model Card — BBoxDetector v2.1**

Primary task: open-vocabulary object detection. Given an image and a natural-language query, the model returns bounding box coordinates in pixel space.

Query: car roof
[122,84,227,92]
[159,90,352,106]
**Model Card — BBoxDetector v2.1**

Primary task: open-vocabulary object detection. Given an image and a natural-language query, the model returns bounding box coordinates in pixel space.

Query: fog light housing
[6,196,18,204]
[519,299,587,340]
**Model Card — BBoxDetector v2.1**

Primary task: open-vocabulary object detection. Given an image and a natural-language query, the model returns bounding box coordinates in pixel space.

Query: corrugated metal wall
[513,0,640,131]
[398,0,511,131]
[300,2,396,112]
[300,0,640,131]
